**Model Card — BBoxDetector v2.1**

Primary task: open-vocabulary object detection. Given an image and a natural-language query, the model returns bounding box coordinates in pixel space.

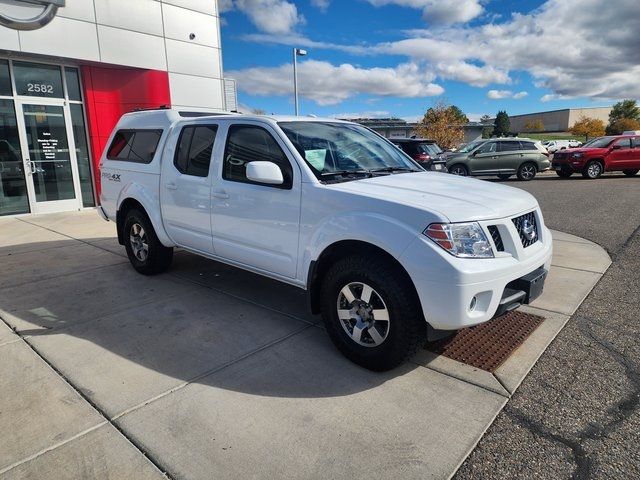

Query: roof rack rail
[130,105,170,112]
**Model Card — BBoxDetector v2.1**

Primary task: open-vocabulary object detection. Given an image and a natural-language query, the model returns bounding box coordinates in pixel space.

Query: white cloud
[435,61,510,87]
[379,0,640,99]
[366,0,484,24]
[222,0,304,34]
[226,60,444,106]
[311,0,330,12]
[487,90,528,99]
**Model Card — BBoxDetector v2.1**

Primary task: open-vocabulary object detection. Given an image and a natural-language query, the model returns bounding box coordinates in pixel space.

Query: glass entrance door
[16,101,82,213]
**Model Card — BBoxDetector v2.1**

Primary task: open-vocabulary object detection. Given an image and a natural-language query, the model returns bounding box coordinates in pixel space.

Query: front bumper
[399,221,553,330]
[552,157,585,171]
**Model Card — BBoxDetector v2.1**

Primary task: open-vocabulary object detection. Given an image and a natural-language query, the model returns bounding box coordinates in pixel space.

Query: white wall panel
[19,17,99,62]
[169,72,224,109]
[162,3,219,48]
[165,39,220,78]
[96,0,163,36]
[98,25,167,70]
[160,0,217,16]
[0,26,19,52]
[57,0,96,23]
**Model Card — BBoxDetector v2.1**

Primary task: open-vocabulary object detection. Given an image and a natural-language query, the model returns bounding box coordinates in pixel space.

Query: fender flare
[116,181,175,247]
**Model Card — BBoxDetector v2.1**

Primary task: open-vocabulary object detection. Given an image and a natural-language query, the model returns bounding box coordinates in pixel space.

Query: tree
[480,114,492,123]
[606,117,640,135]
[449,105,469,124]
[569,115,606,140]
[523,119,544,132]
[608,99,640,124]
[493,110,510,137]
[415,101,466,149]
[252,108,267,115]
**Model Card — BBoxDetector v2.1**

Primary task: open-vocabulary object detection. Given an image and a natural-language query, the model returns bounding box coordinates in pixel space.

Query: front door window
[22,104,75,203]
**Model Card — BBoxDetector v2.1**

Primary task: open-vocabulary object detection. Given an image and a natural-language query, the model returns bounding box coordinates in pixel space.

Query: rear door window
[174,125,218,177]
[497,141,519,152]
[107,129,162,163]
[632,137,640,148]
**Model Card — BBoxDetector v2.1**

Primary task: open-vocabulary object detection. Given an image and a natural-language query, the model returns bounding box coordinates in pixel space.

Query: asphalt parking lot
[457,172,640,478]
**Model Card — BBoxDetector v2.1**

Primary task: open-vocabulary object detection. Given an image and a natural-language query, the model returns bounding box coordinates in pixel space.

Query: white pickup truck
[98,109,552,371]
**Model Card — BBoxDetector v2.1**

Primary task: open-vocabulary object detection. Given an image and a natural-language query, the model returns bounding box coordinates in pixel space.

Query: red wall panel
[80,66,171,197]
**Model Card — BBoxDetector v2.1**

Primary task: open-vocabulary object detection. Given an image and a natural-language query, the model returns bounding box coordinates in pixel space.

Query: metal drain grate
[424,310,545,372]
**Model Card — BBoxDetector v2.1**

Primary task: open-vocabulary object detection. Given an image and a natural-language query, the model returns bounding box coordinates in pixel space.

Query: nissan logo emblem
[0,0,64,31]
[522,219,537,242]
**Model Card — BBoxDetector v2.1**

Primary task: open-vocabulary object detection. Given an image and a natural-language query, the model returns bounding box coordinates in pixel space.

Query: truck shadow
[0,237,417,405]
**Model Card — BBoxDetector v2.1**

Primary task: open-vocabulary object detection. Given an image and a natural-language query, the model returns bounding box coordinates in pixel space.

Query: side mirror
[611,144,622,150]
[246,161,284,185]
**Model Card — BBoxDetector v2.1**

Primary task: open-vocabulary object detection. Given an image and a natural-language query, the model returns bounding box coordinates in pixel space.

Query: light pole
[293,48,307,116]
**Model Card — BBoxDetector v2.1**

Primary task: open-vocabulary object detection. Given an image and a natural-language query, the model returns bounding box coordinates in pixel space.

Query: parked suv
[98,110,552,371]
[552,135,640,179]
[446,138,550,181]
[390,138,447,172]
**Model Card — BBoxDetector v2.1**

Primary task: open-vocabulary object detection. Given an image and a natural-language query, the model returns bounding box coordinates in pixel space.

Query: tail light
[415,153,430,161]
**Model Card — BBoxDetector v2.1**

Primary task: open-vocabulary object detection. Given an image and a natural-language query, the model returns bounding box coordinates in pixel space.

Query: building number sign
[27,83,54,94]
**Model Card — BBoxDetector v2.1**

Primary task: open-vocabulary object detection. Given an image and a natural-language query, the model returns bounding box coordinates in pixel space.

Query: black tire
[449,164,468,176]
[123,208,173,275]
[320,254,426,371]
[582,160,603,179]
[517,162,537,181]
[556,170,573,178]
[497,174,512,180]
[623,169,639,177]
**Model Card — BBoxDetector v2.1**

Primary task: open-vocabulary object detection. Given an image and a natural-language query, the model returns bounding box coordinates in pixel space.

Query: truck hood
[327,172,538,222]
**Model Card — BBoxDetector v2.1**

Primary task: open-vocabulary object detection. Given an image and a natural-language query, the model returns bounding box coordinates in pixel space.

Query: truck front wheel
[123,209,173,275]
[320,254,426,371]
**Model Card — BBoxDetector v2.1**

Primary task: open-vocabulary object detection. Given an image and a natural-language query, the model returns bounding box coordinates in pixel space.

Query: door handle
[165,182,178,190]
[212,188,229,199]
[24,159,32,174]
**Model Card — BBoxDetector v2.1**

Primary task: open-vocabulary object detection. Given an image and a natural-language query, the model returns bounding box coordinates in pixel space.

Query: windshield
[278,121,421,179]
[583,136,615,148]
[457,140,485,153]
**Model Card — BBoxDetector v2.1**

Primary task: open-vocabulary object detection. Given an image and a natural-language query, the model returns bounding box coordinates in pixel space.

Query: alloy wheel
[129,223,149,261]
[520,164,536,180]
[337,282,390,347]
[587,162,602,178]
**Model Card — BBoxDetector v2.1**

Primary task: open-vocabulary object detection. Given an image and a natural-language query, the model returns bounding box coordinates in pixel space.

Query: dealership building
[0,0,229,217]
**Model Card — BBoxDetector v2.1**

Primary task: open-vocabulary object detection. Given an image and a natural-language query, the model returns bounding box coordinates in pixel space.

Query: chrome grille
[487,225,504,252]
[512,212,538,248]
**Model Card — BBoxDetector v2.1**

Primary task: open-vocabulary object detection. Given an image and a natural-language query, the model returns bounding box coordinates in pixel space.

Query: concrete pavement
[0,210,609,479]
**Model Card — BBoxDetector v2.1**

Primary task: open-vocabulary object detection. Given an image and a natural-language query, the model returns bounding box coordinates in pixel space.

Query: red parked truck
[552,135,640,179]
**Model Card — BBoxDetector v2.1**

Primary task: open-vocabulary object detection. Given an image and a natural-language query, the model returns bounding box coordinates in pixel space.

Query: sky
[218,0,640,121]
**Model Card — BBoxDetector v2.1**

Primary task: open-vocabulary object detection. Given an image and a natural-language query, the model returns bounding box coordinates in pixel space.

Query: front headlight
[424,222,494,258]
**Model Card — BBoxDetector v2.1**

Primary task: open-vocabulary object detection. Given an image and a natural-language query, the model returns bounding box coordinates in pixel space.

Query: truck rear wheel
[320,254,426,371]
[123,209,173,275]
